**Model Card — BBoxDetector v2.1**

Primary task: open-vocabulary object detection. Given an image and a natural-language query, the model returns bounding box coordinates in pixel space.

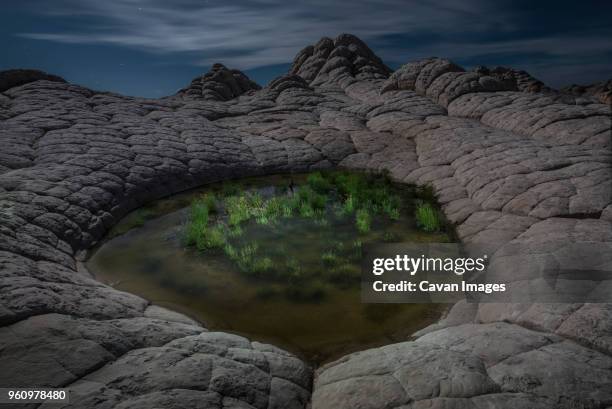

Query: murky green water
[87,173,453,365]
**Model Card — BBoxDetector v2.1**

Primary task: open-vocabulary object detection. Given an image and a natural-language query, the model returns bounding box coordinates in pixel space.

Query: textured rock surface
[472,64,551,93]
[180,63,261,100]
[0,68,65,93]
[1,33,611,408]
[562,79,612,105]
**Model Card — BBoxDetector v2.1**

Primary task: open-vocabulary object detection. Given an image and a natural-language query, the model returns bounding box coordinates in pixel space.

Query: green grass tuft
[203,225,226,249]
[183,199,210,247]
[227,225,243,238]
[415,202,441,232]
[298,202,314,218]
[343,195,356,214]
[381,196,401,220]
[225,194,252,226]
[233,244,259,273]
[355,208,371,233]
[382,231,398,242]
[285,257,304,282]
[307,171,332,193]
[224,243,237,259]
[201,192,218,214]
[321,251,339,267]
[251,257,274,275]
[349,239,363,261]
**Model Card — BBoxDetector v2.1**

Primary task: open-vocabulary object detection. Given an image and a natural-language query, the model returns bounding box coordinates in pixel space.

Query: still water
[87,173,452,364]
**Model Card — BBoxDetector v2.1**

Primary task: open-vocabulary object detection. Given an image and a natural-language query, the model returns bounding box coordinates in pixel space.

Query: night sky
[2,0,611,98]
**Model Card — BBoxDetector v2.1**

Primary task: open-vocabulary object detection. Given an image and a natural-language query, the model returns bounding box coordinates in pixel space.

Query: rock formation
[472,64,551,93]
[180,63,261,100]
[0,68,66,92]
[562,79,612,105]
[0,33,611,408]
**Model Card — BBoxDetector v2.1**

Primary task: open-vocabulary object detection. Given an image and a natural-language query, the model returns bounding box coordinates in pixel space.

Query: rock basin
[1,33,611,409]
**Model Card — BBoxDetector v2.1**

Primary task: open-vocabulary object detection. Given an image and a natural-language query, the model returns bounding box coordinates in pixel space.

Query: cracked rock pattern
[472,64,551,94]
[180,63,261,101]
[1,33,611,408]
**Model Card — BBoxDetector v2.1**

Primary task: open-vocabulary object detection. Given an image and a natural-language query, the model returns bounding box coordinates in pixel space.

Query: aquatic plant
[307,171,332,193]
[256,214,271,225]
[381,196,401,220]
[314,216,329,227]
[296,185,327,211]
[221,181,241,197]
[349,240,362,261]
[386,207,400,220]
[181,170,448,295]
[201,192,218,214]
[342,195,356,214]
[251,257,274,275]
[355,208,371,233]
[225,245,277,278]
[280,199,295,217]
[333,171,362,197]
[368,185,394,207]
[227,225,243,238]
[234,243,259,273]
[299,202,314,218]
[333,241,345,252]
[202,225,226,249]
[226,194,252,226]
[183,197,228,251]
[321,250,339,267]
[286,257,304,282]
[183,199,210,246]
[415,202,441,232]
[263,196,284,219]
[226,191,295,227]
[383,231,398,242]
[223,243,237,259]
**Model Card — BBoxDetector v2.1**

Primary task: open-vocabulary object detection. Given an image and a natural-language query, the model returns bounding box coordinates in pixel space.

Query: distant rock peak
[561,79,612,105]
[0,69,66,93]
[471,65,551,93]
[380,57,518,106]
[180,63,261,101]
[290,33,392,87]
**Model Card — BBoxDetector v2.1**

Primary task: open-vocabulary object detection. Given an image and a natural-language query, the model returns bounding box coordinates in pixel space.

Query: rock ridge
[0,68,66,93]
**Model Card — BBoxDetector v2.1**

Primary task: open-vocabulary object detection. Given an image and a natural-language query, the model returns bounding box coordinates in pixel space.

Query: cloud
[15,0,612,84]
[15,0,513,66]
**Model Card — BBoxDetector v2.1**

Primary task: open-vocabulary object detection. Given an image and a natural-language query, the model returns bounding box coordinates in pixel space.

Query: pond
[87,171,455,365]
